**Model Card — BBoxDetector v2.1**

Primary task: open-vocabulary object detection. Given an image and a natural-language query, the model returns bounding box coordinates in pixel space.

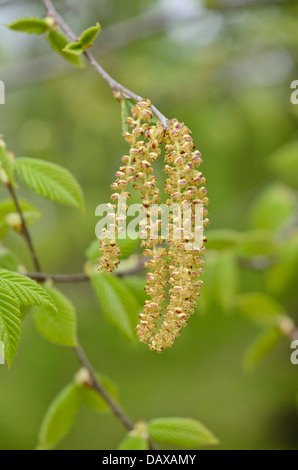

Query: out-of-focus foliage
[0,0,297,450]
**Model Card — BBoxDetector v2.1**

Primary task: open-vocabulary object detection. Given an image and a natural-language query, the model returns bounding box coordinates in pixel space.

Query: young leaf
[0,269,55,309]
[46,29,85,68]
[5,17,50,35]
[214,250,238,314]
[37,383,81,450]
[206,229,244,251]
[0,198,42,239]
[249,183,296,232]
[243,327,282,372]
[117,435,149,451]
[91,273,140,341]
[121,99,135,133]
[79,373,118,413]
[122,276,147,306]
[63,42,84,56]
[237,292,285,328]
[266,234,298,296]
[80,23,101,48]
[0,140,14,183]
[87,237,140,265]
[32,286,77,347]
[0,246,19,271]
[268,141,298,190]
[14,157,84,211]
[0,280,21,367]
[148,418,219,449]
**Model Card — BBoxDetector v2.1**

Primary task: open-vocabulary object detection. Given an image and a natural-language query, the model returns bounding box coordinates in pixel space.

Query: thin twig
[6,183,42,272]
[25,255,146,282]
[42,0,169,127]
[74,345,135,431]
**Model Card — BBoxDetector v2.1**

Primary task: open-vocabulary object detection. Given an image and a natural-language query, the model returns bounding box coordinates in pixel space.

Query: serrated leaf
[79,373,118,413]
[0,269,55,309]
[46,29,85,68]
[32,286,77,347]
[0,198,42,239]
[63,41,84,56]
[249,183,296,232]
[117,435,149,450]
[0,141,14,183]
[214,250,238,314]
[91,273,140,340]
[14,157,84,211]
[243,327,282,372]
[237,292,285,328]
[0,280,21,367]
[148,418,219,449]
[5,17,50,35]
[37,383,81,450]
[80,23,101,48]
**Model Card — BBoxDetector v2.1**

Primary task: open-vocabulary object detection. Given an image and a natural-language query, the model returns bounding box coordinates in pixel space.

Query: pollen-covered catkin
[99,100,209,352]
[147,120,209,352]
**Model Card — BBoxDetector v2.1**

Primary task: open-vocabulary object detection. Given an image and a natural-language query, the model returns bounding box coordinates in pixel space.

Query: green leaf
[0,280,21,367]
[148,418,219,449]
[118,435,149,450]
[0,140,14,183]
[5,17,50,35]
[91,273,140,340]
[80,23,101,48]
[243,327,282,372]
[249,183,296,232]
[33,286,77,347]
[63,41,84,56]
[268,141,298,189]
[46,29,85,68]
[206,229,244,251]
[0,198,42,239]
[237,292,285,328]
[235,230,279,257]
[14,157,84,211]
[79,373,118,413]
[0,269,55,309]
[214,251,238,313]
[87,237,139,265]
[266,233,298,296]
[0,246,20,271]
[37,383,81,450]
[121,99,135,133]
[122,276,147,306]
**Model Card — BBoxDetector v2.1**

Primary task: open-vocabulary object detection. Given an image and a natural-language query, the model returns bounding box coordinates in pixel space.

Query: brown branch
[25,255,146,283]
[42,0,168,127]
[74,346,135,431]
[6,183,42,273]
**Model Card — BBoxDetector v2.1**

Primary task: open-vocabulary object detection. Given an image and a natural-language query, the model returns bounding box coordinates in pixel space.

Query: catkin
[99,101,209,352]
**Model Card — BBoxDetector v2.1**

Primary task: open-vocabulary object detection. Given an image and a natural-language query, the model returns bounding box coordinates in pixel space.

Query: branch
[25,255,146,282]
[42,0,168,127]
[74,345,135,431]
[6,183,42,272]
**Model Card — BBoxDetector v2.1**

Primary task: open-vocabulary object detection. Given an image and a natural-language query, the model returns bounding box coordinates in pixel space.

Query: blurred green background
[0,0,297,450]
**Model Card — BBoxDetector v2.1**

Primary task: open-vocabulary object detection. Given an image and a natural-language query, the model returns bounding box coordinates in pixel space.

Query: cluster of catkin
[99,100,209,352]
